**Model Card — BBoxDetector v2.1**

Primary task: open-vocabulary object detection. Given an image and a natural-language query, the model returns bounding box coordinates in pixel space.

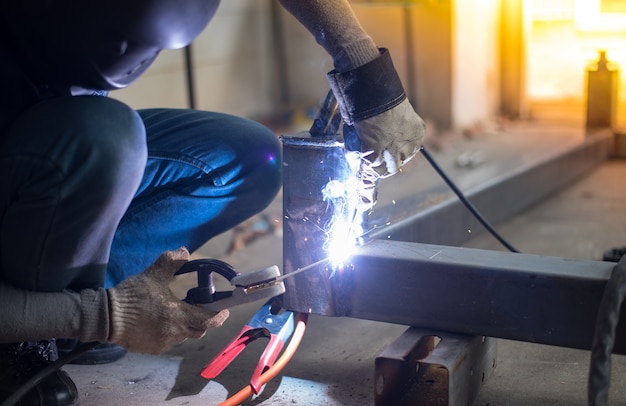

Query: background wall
[453,0,501,129]
[111,0,504,132]
[527,0,626,126]
[112,0,282,121]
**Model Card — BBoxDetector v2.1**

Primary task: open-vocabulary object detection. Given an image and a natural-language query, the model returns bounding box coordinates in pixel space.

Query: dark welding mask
[4,0,220,90]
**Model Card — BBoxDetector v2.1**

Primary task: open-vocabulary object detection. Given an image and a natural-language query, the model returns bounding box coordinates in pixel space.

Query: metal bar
[375,327,496,406]
[278,130,622,354]
[288,238,626,354]
[183,45,196,109]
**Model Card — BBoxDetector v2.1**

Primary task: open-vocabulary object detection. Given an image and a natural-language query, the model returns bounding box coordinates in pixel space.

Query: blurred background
[111,0,626,134]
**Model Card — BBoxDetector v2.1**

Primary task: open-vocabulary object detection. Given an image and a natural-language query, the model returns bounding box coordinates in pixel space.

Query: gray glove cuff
[327,48,406,125]
[79,287,110,343]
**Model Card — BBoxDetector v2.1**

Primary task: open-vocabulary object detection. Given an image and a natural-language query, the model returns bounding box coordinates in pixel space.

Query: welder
[0,1,425,404]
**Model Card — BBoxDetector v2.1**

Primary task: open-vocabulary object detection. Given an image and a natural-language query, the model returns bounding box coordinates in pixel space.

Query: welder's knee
[65,96,148,189]
[237,120,282,209]
[251,126,282,183]
[6,96,147,186]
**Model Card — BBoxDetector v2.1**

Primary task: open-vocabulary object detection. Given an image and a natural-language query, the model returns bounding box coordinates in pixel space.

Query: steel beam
[285,238,625,354]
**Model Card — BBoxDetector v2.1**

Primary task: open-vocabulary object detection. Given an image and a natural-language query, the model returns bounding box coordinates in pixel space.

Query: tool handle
[200,325,259,379]
[249,334,285,394]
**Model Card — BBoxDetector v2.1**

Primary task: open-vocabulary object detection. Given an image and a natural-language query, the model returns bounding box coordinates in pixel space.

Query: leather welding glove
[328,48,426,178]
[107,247,229,354]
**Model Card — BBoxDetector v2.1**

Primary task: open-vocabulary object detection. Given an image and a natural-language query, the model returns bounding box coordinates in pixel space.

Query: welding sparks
[321,150,379,268]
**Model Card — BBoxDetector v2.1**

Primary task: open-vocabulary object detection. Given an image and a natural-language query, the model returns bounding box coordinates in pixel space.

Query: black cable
[0,341,99,406]
[420,146,519,253]
[588,255,626,406]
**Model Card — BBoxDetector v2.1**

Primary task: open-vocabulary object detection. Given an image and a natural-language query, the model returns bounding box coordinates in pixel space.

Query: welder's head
[6,0,220,90]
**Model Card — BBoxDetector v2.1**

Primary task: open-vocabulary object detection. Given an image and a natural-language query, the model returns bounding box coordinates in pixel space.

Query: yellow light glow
[574,0,626,31]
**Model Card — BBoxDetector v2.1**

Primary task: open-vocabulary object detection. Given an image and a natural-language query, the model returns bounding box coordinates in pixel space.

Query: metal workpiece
[281,133,355,315]
[279,130,621,353]
[326,239,626,353]
[375,328,497,406]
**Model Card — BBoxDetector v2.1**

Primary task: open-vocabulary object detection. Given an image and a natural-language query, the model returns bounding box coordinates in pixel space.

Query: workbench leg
[375,327,497,405]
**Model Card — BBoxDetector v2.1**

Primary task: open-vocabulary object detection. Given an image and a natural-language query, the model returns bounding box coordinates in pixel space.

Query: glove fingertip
[208,309,230,328]
[149,248,191,280]
[382,149,399,175]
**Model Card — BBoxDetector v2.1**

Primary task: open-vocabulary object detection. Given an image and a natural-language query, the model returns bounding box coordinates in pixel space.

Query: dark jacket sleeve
[0,281,110,344]
[277,0,380,73]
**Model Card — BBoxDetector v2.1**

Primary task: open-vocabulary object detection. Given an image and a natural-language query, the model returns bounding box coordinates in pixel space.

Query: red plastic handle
[200,325,255,379]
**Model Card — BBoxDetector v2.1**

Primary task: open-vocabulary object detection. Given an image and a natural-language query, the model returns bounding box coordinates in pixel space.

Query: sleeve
[277,0,380,72]
[0,281,110,344]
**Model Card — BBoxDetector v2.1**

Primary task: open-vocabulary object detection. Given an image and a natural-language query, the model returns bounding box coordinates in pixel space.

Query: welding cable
[218,312,309,406]
[588,255,626,406]
[0,341,99,406]
[420,146,520,253]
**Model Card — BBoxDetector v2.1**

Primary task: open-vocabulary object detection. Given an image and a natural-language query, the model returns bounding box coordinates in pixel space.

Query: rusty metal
[375,327,497,406]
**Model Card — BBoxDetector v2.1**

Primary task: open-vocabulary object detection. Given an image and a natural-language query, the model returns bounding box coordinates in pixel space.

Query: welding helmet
[4,0,220,90]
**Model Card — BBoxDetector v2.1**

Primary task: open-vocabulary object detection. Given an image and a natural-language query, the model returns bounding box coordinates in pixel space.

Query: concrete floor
[62,121,626,405]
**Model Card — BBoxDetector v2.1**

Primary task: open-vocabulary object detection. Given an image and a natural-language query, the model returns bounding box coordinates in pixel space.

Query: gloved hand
[107,248,229,354]
[328,48,426,178]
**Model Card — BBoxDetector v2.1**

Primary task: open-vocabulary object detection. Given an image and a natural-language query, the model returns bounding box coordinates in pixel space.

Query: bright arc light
[321,151,376,269]
[326,215,362,268]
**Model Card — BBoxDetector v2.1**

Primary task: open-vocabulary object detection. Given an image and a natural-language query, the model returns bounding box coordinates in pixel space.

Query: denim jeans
[0,96,282,291]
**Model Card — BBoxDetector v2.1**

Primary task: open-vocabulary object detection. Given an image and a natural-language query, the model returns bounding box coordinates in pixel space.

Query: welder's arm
[0,248,228,354]
[278,0,425,177]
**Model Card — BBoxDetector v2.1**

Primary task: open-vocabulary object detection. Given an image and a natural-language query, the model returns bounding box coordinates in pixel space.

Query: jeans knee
[248,124,282,190]
[4,96,147,208]
[71,97,147,187]
[232,120,282,209]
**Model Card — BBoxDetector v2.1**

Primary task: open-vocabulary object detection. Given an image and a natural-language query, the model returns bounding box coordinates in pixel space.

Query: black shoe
[0,339,79,406]
[603,246,626,262]
[56,339,126,365]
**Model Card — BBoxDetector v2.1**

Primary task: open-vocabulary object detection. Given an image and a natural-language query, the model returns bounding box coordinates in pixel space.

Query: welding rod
[309,90,341,138]
[275,258,330,283]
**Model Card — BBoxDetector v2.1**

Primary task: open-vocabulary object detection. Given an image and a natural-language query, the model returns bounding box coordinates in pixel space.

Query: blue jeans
[0,96,282,291]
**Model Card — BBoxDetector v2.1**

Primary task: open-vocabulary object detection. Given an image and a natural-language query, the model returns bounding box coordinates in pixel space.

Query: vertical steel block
[281,133,351,315]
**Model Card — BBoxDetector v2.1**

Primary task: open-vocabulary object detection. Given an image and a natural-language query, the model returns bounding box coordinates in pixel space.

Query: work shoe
[57,339,127,365]
[603,246,626,262]
[0,339,79,406]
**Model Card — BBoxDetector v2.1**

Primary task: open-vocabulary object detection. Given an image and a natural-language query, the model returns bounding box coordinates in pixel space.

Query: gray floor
[63,122,626,405]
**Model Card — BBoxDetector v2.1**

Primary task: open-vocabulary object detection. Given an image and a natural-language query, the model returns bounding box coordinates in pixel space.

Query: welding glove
[107,248,229,354]
[328,48,426,178]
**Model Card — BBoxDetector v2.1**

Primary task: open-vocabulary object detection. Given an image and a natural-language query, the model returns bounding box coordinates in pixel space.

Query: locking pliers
[175,259,285,311]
